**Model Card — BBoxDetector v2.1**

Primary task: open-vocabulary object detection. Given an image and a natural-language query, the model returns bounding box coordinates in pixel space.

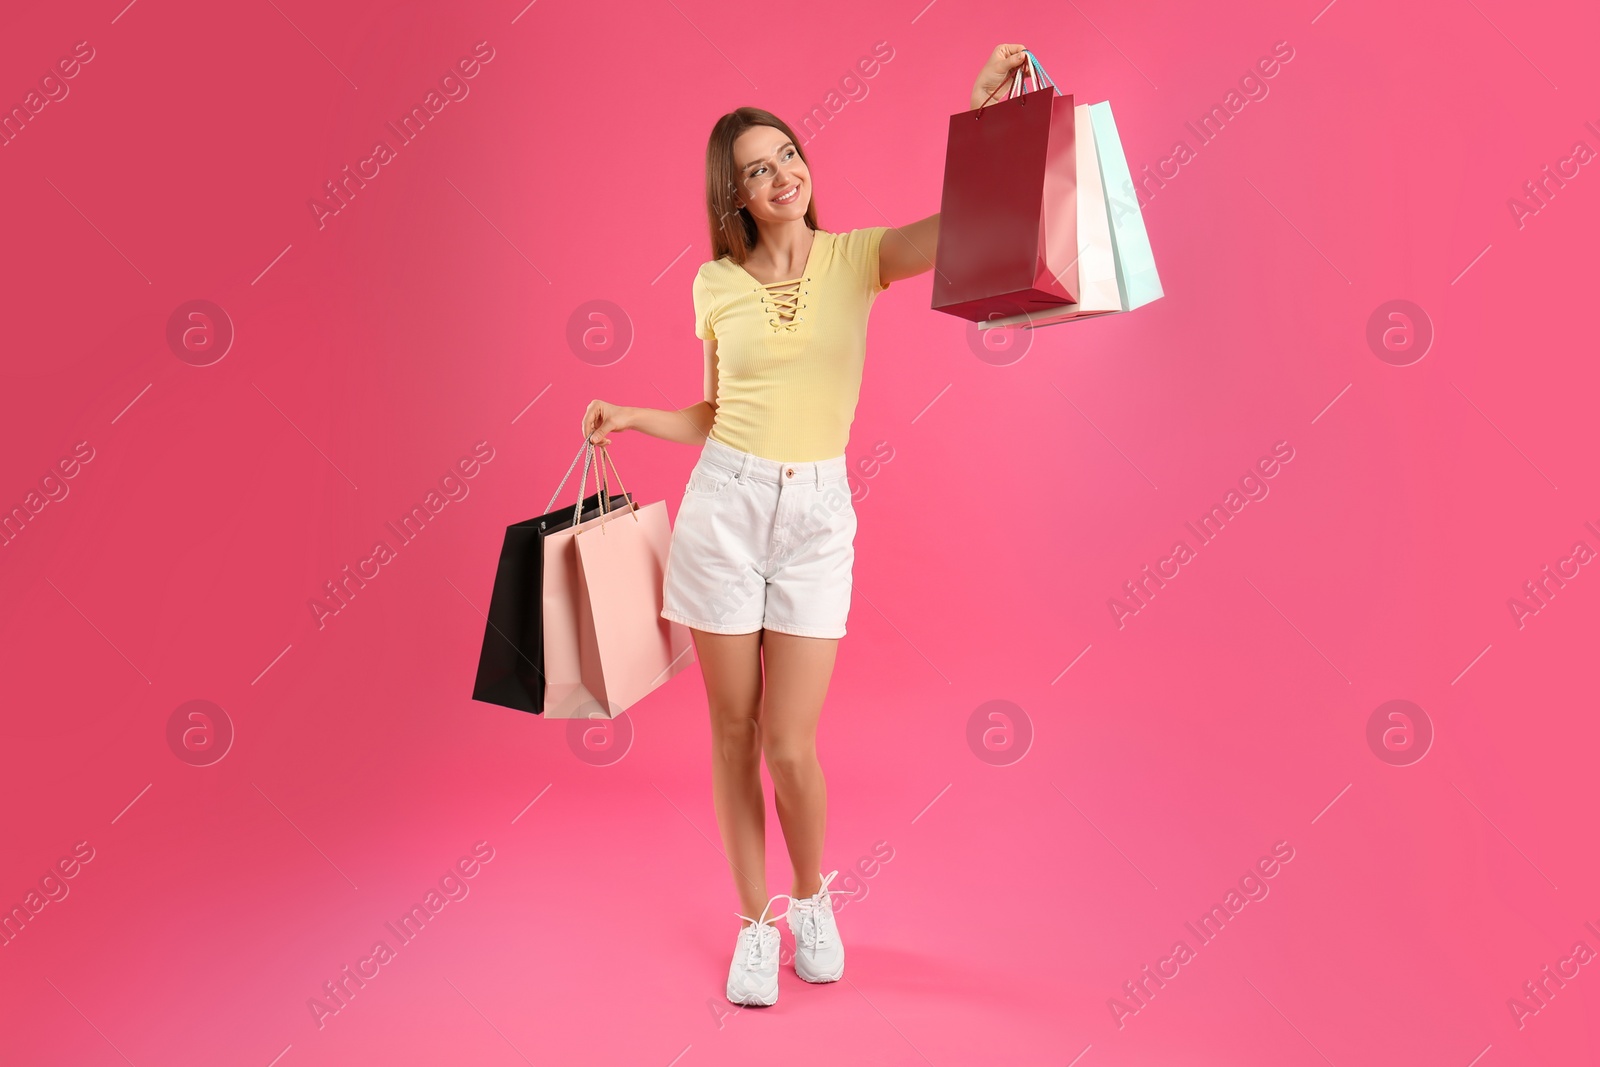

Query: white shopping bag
[980,100,1163,330]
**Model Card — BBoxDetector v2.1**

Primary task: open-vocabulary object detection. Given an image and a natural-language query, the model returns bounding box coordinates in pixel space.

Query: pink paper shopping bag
[540,446,633,719]
[572,447,695,718]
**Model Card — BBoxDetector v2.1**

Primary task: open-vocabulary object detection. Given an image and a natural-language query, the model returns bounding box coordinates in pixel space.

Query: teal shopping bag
[1090,100,1163,311]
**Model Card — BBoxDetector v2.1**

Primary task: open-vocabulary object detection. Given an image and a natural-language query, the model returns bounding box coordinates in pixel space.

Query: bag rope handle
[589,444,641,535]
[975,50,1057,114]
[544,438,590,515]
[1024,50,1057,90]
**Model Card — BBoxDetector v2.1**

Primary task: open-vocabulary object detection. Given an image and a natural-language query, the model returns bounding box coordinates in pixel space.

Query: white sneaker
[786,870,844,983]
[726,893,790,1006]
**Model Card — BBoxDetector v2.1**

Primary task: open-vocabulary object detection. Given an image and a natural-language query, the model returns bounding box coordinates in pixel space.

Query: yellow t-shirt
[693,226,892,463]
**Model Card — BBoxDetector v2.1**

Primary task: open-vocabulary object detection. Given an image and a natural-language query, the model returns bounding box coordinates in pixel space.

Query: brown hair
[704,107,819,265]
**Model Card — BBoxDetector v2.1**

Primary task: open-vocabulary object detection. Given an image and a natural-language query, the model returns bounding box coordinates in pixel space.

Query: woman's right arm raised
[581,338,718,447]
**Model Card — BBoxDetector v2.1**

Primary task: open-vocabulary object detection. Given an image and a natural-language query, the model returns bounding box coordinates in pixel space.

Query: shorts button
[786,467,794,477]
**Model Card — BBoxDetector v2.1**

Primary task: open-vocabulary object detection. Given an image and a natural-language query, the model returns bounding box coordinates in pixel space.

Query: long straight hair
[704,108,819,266]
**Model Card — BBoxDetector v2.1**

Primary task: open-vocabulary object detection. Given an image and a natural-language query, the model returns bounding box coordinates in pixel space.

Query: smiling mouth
[774,185,801,205]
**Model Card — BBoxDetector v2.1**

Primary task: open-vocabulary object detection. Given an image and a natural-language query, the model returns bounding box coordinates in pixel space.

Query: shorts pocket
[817,473,855,505]
[685,464,738,497]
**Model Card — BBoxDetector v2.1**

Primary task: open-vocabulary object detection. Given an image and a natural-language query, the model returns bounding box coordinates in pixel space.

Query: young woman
[580,43,1032,1006]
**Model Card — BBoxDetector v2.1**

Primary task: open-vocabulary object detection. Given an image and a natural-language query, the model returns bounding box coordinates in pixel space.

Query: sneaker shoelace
[790,870,840,951]
[734,892,791,969]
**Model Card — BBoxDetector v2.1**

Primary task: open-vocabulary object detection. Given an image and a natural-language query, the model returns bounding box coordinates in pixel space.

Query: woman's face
[732,126,810,223]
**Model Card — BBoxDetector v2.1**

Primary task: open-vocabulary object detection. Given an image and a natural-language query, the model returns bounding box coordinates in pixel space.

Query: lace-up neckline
[733,231,821,334]
[760,278,805,330]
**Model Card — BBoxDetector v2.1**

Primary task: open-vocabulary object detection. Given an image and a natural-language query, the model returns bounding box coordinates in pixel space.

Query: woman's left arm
[880,216,939,286]
[878,43,1032,287]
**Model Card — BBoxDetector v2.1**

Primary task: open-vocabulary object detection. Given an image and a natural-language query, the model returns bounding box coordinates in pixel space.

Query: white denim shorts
[660,436,857,639]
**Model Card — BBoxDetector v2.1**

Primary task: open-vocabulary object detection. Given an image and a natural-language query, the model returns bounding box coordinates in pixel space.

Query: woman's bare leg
[759,630,840,901]
[694,628,769,922]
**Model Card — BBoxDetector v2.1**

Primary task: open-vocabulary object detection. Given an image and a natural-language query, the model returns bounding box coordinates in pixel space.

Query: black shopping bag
[471,443,630,714]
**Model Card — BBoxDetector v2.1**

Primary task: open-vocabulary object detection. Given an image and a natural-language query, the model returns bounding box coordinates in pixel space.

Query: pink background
[3,0,1598,1063]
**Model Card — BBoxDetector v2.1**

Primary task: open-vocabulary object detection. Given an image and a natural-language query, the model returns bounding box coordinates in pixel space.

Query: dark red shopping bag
[932,57,1078,323]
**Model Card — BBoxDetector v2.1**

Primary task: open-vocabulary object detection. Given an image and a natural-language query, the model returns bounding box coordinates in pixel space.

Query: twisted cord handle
[589,443,641,535]
[975,50,1057,113]
[543,438,592,515]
